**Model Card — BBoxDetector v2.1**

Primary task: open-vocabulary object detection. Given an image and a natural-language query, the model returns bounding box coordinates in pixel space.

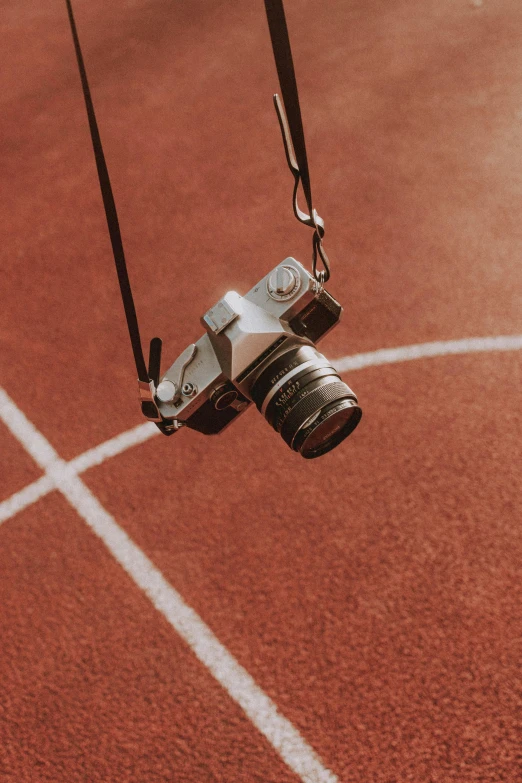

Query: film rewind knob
[156,380,178,403]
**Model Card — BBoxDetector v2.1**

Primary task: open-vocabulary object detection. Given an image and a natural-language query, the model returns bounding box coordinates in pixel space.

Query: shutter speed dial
[267,265,301,301]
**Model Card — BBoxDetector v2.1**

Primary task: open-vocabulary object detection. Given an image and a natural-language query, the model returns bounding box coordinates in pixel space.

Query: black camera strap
[264,0,330,283]
[65,0,328,425]
[65,0,166,425]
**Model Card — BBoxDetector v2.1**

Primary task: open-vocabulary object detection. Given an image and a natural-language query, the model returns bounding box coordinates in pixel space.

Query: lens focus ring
[251,345,318,410]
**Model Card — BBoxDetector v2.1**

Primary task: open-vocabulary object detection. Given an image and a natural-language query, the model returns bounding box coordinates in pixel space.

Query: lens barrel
[251,344,361,458]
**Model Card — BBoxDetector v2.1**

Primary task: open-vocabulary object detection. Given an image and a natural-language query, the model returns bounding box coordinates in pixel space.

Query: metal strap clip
[273,93,331,284]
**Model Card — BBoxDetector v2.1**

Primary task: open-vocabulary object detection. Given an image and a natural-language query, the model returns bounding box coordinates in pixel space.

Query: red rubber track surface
[1,1,521,781]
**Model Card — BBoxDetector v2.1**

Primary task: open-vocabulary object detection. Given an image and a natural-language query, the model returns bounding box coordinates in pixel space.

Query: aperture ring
[266,368,339,432]
[260,358,331,417]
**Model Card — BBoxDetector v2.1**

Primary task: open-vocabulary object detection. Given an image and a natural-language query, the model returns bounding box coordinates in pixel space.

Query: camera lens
[251,344,361,458]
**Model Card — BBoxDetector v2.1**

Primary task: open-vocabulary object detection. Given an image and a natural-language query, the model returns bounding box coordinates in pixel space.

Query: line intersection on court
[0,386,338,783]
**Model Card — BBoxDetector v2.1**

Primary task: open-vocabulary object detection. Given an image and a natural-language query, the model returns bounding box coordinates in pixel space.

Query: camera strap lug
[138,379,162,422]
[137,379,182,435]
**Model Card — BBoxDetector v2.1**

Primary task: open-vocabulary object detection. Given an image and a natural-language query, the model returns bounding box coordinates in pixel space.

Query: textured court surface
[1,1,521,781]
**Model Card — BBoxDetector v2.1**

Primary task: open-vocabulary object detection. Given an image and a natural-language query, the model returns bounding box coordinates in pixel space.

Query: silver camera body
[155,258,361,458]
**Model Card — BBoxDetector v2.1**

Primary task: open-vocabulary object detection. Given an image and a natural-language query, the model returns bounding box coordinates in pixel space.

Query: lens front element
[293,399,360,458]
[251,345,361,458]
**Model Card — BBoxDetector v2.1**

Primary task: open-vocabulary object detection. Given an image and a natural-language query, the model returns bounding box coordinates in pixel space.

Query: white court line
[0,386,337,783]
[335,334,522,372]
[0,474,56,525]
[69,421,157,474]
[0,423,158,526]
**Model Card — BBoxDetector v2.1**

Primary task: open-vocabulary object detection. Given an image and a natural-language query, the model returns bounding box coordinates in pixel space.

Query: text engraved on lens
[269,358,300,386]
[274,381,301,407]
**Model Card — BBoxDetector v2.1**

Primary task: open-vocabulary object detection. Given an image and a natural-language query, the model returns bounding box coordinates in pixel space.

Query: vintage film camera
[153,258,361,458]
[65,0,361,459]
